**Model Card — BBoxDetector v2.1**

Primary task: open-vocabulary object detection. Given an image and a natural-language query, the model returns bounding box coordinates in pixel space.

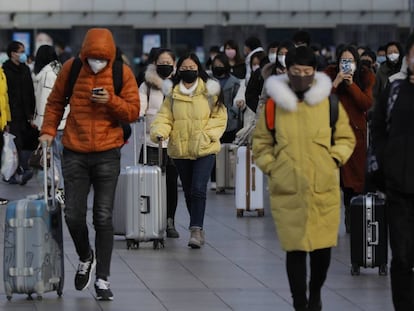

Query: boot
[308,289,322,311]
[344,205,351,233]
[166,218,179,238]
[188,227,202,249]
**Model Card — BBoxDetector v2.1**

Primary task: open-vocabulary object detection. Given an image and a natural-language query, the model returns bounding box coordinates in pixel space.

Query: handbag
[28,144,50,169]
[1,132,18,180]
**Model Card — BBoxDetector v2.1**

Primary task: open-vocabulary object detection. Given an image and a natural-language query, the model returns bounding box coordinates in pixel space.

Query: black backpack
[65,55,132,142]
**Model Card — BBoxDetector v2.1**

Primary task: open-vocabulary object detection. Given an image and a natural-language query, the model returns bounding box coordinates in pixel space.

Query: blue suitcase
[3,144,64,300]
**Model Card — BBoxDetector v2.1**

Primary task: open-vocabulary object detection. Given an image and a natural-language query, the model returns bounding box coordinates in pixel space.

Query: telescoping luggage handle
[41,141,56,210]
[132,116,165,169]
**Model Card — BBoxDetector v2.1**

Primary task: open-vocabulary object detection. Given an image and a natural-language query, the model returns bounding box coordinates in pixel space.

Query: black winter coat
[2,60,35,122]
[372,76,414,193]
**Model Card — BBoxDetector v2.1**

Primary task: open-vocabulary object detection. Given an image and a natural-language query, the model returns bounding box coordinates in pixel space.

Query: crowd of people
[0,27,413,309]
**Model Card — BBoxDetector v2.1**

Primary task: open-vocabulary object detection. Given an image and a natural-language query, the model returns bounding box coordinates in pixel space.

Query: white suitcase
[235,146,264,217]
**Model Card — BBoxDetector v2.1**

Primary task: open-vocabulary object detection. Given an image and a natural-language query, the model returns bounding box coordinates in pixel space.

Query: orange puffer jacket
[41,28,140,153]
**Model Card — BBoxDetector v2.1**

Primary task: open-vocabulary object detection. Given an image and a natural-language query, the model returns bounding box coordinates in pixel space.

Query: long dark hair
[336,45,367,91]
[172,52,210,86]
[223,39,244,64]
[34,45,59,74]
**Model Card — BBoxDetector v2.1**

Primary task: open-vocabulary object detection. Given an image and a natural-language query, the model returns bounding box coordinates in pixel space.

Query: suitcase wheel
[379,264,388,276]
[37,295,43,301]
[153,239,165,250]
[237,209,244,217]
[6,296,11,301]
[27,294,33,300]
[57,290,63,297]
[257,209,265,217]
[126,239,139,250]
[351,264,360,276]
[216,188,225,194]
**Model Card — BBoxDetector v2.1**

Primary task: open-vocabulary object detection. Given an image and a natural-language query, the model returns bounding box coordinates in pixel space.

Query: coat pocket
[269,151,298,195]
[312,128,338,193]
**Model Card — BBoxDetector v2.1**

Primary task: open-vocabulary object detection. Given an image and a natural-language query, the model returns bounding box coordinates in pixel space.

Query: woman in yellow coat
[151,52,227,249]
[252,47,355,311]
[0,65,12,204]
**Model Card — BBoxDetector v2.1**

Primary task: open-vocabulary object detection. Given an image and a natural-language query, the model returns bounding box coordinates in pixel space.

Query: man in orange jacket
[39,28,140,301]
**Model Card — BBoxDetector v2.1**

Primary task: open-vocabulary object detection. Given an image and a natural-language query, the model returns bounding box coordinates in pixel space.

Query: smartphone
[92,87,104,95]
[340,59,352,73]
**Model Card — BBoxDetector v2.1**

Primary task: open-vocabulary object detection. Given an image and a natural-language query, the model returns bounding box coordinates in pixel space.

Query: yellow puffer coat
[150,78,227,159]
[0,67,11,130]
[253,72,355,251]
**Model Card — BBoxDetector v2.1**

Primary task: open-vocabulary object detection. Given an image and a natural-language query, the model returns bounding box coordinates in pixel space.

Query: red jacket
[325,65,375,193]
[41,28,140,153]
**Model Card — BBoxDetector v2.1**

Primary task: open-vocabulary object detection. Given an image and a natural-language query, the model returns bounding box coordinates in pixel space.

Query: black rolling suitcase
[349,193,388,276]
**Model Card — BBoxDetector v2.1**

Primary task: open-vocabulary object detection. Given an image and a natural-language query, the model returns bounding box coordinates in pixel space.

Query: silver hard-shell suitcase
[3,143,64,300]
[215,143,236,193]
[112,117,166,249]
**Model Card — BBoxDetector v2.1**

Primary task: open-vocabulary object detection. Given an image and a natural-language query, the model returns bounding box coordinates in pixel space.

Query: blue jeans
[62,147,120,279]
[174,154,215,228]
[387,189,414,311]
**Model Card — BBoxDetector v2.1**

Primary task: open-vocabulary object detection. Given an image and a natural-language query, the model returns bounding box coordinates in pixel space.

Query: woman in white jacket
[32,45,68,201]
[139,48,180,238]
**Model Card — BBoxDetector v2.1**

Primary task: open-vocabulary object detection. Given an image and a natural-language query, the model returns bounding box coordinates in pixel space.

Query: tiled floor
[0,142,394,310]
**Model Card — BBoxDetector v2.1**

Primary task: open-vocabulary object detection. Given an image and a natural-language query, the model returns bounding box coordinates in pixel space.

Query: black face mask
[212,66,227,78]
[156,65,174,78]
[179,70,198,83]
[360,60,372,70]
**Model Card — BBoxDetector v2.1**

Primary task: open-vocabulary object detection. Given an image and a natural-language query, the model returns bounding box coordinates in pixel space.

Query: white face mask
[387,53,400,63]
[277,55,286,68]
[87,58,108,74]
[252,64,260,72]
[268,53,277,64]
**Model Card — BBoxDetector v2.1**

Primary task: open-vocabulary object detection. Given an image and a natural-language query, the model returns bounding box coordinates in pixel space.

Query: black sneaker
[95,278,114,301]
[20,170,33,186]
[74,251,96,291]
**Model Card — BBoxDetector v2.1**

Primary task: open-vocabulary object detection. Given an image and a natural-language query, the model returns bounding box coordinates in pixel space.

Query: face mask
[387,53,400,63]
[225,49,236,60]
[87,58,108,74]
[268,53,277,64]
[212,66,227,78]
[377,55,386,64]
[179,70,198,83]
[288,73,314,93]
[277,55,286,68]
[252,64,260,72]
[156,64,174,78]
[18,53,27,64]
[360,60,372,69]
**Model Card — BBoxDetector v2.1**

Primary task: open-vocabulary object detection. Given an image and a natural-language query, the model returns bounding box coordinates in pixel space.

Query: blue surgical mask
[18,53,27,64]
[377,55,386,64]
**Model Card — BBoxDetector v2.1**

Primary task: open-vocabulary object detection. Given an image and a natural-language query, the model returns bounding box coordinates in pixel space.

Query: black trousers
[286,248,331,309]
[62,147,120,279]
[387,189,414,311]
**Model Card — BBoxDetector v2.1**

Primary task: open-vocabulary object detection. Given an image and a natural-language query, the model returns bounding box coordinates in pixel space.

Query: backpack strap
[329,94,339,146]
[112,59,123,95]
[65,57,83,104]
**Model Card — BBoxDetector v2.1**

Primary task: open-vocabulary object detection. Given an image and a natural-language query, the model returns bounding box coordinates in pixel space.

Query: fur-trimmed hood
[144,64,164,90]
[162,78,221,97]
[264,72,332,112]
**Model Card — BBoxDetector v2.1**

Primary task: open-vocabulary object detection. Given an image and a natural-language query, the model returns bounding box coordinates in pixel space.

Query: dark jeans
[174,154,215,228]
[62,147,120,279]
[286,248,331,309]
[140,146,178,220]
[387,189,414,311]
